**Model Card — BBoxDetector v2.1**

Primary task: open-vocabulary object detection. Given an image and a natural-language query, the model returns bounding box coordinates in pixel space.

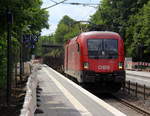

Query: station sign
[22,34,40,48]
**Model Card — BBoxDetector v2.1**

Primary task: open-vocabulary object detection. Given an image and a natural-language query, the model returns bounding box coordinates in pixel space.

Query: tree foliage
[37,0,150,62]
[36,15,87,57]
[54,15,81,44]
[90,0,150,61]
[125,0,150,60]
[0,0,49,88]
[35,35,55,56]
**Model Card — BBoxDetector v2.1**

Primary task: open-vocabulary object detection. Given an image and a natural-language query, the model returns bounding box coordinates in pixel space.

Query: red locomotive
[64,31,125,92]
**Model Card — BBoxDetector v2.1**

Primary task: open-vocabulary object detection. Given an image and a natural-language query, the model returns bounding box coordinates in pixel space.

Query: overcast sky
[41,0,100,36]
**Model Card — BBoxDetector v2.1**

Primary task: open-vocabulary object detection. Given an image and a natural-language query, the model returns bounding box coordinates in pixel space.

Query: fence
[123,80,150,100]
[125,61,150,72]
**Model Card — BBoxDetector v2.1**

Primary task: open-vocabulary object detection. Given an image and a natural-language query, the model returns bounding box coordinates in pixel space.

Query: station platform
[126,70,150,78]
[126,70,150,87]
[35,65,126,116]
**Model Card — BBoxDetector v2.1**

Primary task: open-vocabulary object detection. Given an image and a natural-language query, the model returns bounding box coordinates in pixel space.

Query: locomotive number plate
[98,65,110,70]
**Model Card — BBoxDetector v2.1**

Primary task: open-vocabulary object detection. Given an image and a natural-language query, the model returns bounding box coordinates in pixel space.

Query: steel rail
[112,94,150,116]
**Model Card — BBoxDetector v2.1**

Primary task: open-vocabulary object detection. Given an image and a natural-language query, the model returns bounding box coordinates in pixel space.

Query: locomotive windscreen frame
[87,39,118,59]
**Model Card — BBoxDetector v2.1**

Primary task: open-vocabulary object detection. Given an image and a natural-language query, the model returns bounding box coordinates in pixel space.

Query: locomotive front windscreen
[87,39,118,59]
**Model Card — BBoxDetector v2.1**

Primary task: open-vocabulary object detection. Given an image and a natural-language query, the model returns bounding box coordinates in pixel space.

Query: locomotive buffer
[35,64,126,116]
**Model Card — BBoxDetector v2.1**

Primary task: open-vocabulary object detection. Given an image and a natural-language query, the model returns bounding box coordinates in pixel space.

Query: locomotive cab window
[87,39,118,59]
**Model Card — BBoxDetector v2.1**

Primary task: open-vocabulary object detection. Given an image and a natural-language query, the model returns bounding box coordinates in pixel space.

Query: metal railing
[122,81,150,100]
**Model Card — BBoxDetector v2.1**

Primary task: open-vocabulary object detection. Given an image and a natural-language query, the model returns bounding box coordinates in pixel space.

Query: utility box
[125,57,132,70]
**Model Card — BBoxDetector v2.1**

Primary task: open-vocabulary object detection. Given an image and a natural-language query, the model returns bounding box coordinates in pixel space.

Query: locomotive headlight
[83,62,89,69]
[118,62,123,69]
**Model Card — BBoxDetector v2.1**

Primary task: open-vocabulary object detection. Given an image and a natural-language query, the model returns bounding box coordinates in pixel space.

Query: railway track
[111,94,150,116]
[63,72,150,115]
[88,85,150,116]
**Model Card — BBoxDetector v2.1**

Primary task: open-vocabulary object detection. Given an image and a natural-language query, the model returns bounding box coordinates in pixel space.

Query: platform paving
[35,65,126,116]
[126,70,150,78]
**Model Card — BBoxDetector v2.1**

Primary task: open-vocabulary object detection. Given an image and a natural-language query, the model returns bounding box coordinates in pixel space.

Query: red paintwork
[64,31,124,74]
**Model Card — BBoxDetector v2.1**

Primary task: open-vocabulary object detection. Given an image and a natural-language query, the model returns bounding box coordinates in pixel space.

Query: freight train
[64,31,125,92]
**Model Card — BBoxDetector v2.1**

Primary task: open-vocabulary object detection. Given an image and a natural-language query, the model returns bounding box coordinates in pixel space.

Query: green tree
[35,35,55,56]
[0,0,49,88]
[90,0,149,60]
[90,0,148,34]
[125,0,150,60]
[54,15,81,44]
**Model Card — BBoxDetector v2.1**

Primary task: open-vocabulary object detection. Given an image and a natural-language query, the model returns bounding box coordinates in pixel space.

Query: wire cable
[42,0,68,10]
[62,2,100,8]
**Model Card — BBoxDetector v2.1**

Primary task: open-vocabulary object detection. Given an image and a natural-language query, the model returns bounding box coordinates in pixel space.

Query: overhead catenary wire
[50,0,57,3]
[62,2,100,8]
[63,2,99,6]
[43,0,100,9]
[42,0,69,10]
